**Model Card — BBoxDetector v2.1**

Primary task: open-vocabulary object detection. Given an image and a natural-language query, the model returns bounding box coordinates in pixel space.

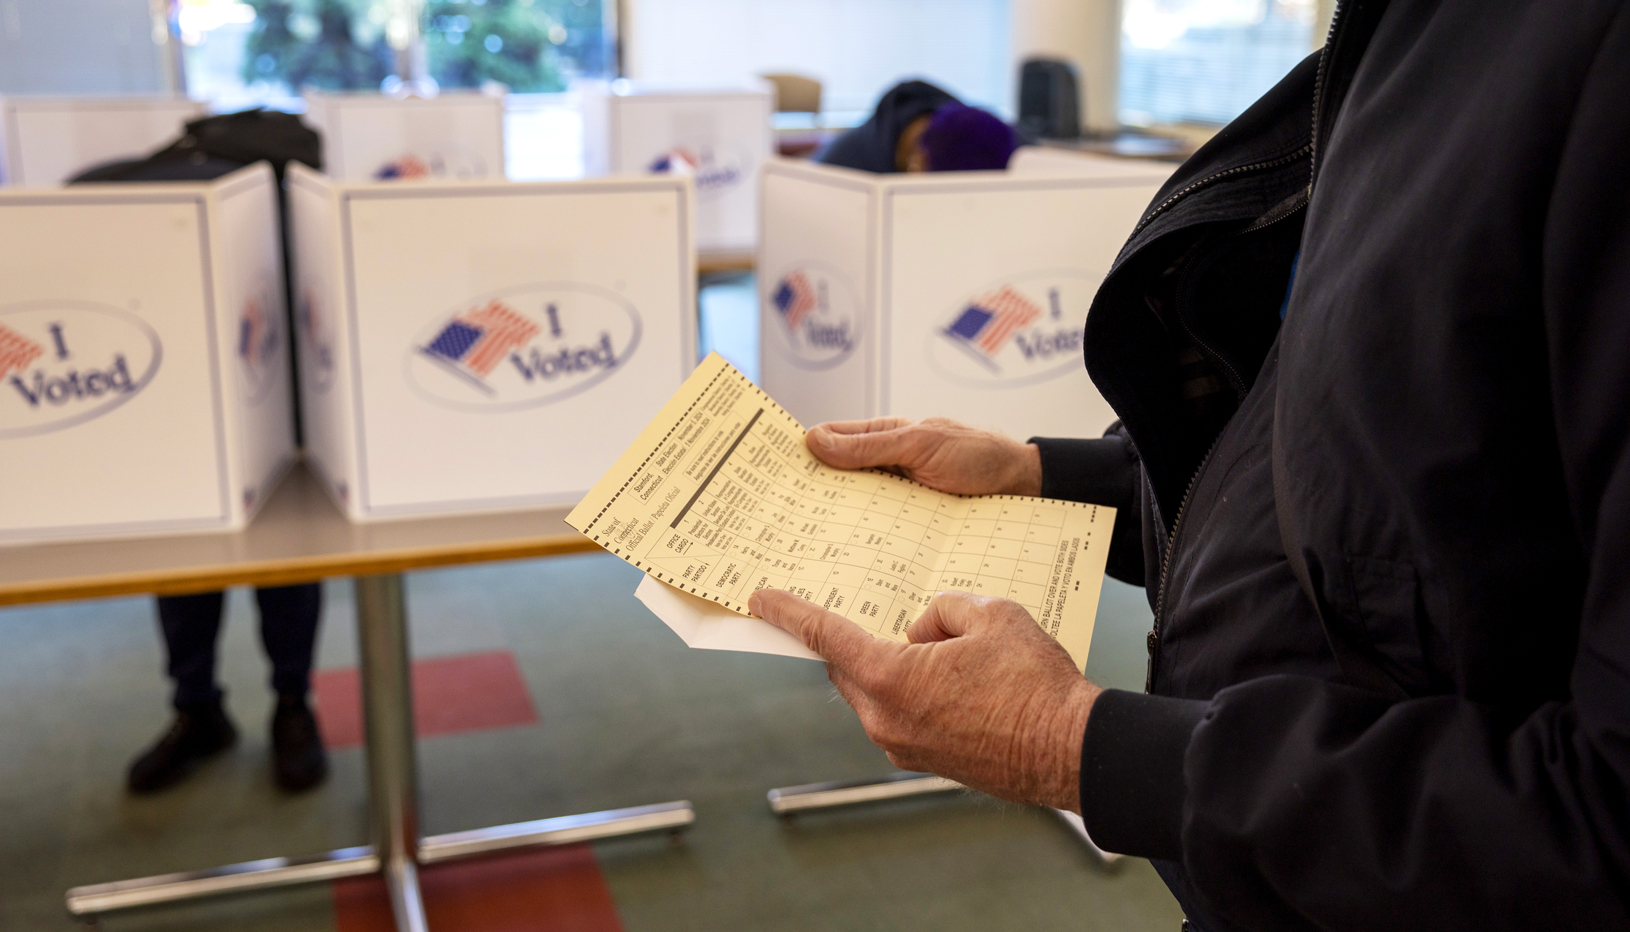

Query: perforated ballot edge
[566,353,1114,669]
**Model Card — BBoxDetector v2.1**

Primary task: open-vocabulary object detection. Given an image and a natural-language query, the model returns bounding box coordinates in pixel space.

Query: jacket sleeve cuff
[1080,688,1207,861]
[1030,436,1137,506]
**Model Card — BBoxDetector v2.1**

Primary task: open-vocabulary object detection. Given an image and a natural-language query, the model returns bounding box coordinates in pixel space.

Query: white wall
[622,0,1011,114]
[1313,0,1336,47]
[0,0,169,94]
[1010,0,1121,132]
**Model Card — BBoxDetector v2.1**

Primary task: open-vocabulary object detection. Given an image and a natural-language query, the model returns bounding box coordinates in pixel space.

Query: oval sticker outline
[764,260,865,371]
[297,283,337,395]
[404,281,644,414]
[924,267,1100,390]
[0,299,164,440]
[235,277,284,406]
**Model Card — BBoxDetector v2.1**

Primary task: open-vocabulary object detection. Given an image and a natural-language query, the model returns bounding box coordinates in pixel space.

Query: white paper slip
[568,352,1115,670]
[635,575,821,660]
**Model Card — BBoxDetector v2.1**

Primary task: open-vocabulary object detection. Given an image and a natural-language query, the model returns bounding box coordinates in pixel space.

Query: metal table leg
[354,573,430,932]
[67,572,695,927]
[766,772,962,815]
[765,772,1117,863]
[64,848,380,915]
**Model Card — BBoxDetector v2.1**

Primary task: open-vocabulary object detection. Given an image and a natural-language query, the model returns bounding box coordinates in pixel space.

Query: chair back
[761,74,823,114]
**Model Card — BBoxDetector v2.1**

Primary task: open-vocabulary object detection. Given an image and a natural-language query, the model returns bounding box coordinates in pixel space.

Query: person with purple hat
[818,79,1017,174]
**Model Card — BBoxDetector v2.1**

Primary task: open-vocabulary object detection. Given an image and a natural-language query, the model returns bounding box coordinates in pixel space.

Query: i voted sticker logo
[0,301,162,439]
[297,285,335,394]
[926,270,1097,389]
[236,283,283,405]
[406,283,641,411]
[647,145,746,200]
[766,265,861,370]
[374,151,487,181]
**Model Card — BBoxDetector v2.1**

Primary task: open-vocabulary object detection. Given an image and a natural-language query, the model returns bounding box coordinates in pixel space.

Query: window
[179,0,393,109]
[176,0,614,108]
[623,0,1010,117]
[0,0,170,94]
[1120,0,1316,127]
[424,0,612,92]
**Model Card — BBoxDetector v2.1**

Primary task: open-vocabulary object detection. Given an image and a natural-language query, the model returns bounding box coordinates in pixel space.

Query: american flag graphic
[376,154,432,180]
[774,273,818,330]
[298,290,319,341]
[422,300,541,379]
[0,323,44,378]
[239,297,267,362]
[649,148,700,174]
[944,286,1043,357]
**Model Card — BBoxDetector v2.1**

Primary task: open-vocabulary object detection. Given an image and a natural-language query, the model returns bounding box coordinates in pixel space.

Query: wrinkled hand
[749,588,1098,812]
[806,417,1043,497]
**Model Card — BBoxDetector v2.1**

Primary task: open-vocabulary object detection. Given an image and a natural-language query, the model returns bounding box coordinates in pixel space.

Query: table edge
[0,534,602,606]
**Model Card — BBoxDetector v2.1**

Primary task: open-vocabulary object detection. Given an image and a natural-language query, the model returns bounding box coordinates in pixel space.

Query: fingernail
[748,591,763,616]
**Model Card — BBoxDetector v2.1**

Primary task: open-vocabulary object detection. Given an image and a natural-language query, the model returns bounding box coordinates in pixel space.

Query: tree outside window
[177,0,613,106]
[240,0,394,92]
[424,0,612,93]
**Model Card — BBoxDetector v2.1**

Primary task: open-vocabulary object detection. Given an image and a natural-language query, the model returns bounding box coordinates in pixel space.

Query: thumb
[907,591,1001,644]
[807,419,920,470]
[750,588,882,670]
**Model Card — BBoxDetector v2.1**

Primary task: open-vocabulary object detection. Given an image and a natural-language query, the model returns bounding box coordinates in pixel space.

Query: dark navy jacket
[1033,1,1630,928]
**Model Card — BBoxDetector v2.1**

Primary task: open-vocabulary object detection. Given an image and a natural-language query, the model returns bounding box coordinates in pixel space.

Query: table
[697,250,755,276]
[1038,132,1197,162]
[0,461,695,931]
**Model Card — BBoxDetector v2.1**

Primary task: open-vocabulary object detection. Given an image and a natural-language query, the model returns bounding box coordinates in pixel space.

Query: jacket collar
[1081,0,1393,522]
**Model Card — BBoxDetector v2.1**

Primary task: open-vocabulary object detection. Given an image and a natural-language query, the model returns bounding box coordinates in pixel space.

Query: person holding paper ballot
[751,4,1630,930]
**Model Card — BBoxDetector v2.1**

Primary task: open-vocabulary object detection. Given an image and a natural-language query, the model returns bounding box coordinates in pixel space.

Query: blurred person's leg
[257,583,328,792]
[127,592,238,794]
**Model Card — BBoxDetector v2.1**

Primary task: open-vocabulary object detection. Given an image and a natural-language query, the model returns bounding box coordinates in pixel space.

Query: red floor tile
[313,650,540,749]
[333,845,624,932]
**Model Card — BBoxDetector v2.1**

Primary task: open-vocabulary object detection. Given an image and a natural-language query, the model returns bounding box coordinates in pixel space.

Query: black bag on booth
[69,109,324,441]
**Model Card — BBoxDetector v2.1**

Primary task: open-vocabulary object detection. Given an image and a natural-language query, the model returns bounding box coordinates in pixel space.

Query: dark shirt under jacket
[1033,1,1630,929]
[815,79,956,173]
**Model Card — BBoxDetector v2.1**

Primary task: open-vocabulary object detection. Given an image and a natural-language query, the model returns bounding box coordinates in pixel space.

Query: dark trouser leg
[256,583,322,698]
[157,591,227,708]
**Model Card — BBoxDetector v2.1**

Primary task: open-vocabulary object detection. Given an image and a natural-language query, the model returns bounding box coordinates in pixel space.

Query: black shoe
[127,700,238,794]
[271,694,328,793]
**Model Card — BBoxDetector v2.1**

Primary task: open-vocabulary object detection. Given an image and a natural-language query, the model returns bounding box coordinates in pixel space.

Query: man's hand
[749,588,1099,813]
[806,417,1043,497]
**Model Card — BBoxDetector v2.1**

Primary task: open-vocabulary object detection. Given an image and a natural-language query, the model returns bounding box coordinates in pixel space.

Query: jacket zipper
[1142,1,1351,693]
[1143,174,1312,692]
[1129,144,1311,244]
[1132,0,1346,245]
[1309,0,1349,185]
[1145,431,1225,692]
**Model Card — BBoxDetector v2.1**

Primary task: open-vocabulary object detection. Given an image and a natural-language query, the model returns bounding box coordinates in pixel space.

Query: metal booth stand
[1,465,694,931]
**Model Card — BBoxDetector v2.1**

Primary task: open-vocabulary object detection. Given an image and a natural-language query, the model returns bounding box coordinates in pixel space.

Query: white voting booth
[1009,144,1182,179]
[287,165,696,521]
[0,164,295,544]
[581,81,773,256]
[759,154,1174,441]
[0,96,205,187]
[301,90,505,182]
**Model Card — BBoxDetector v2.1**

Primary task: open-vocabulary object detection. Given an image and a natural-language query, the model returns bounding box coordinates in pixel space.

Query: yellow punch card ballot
[566,353,1115,670]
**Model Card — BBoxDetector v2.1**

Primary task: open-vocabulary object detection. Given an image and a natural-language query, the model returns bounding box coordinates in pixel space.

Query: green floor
[0,553,1184,931]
